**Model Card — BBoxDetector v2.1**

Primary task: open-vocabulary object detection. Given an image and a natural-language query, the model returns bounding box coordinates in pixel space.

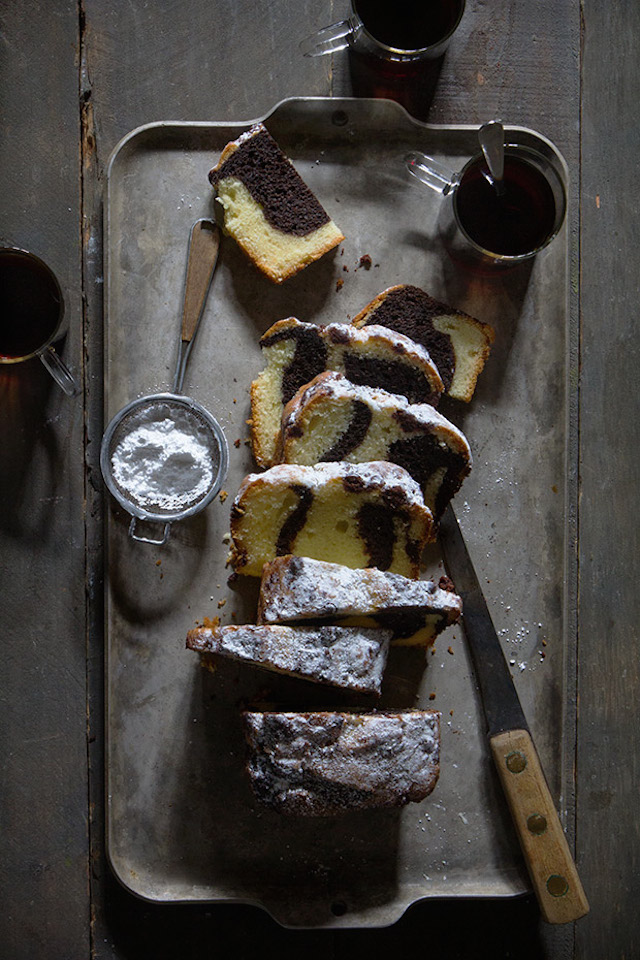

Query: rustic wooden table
[1,2,637,957]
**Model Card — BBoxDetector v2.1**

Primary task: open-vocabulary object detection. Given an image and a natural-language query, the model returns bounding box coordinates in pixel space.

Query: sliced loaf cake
[208,124,344,283]
[229,461,433,578]
[186,623,391,695]
[251,317,444,467]
[243,710,441,815]
[278,371,471,518]
[257,555,462,647]
[352,284,494,401]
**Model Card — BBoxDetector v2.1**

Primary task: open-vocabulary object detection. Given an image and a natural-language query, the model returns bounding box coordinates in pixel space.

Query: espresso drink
[0,250,62,359]
[455,155,557,257]
[354,0,462,49]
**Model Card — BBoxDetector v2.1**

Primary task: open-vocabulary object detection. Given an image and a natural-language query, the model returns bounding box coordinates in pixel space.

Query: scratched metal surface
[104,97,573,927]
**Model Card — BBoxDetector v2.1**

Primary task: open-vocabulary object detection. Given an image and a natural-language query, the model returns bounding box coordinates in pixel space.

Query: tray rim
[103,96,575,926]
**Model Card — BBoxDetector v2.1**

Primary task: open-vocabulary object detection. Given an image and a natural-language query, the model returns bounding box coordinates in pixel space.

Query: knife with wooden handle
[439,504,589,924]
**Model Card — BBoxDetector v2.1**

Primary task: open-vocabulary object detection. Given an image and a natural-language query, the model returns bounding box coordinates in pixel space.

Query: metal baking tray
[104,97,574,927]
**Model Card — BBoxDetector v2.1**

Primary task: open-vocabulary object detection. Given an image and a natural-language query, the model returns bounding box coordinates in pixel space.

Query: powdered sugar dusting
[111,406,215,511]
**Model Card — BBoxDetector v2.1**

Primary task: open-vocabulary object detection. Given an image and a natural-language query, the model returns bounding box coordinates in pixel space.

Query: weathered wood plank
[0,3,89,959]
[577,2,640,958]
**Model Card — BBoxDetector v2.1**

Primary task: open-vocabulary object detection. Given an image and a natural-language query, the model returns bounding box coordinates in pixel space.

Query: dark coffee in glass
[455,154,557,257]
[0,249,63,359]
[354,0,464,50]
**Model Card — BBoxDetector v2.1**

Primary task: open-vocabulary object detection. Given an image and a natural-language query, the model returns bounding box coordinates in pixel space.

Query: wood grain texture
[0,3,89,959]
[490,729,589,924]
[180,220,220,344]
[577,1,640,958]
[2,0,629,955]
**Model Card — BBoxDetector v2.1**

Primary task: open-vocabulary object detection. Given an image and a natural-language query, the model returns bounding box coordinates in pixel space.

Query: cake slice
[251,317,444,467]
[186,623,391,695]
[208,123,344,283]
[352,284,495,401]
[229,461,434,578]
[278,371,471,519]
[243,710,441,815]
[258,555,462,647]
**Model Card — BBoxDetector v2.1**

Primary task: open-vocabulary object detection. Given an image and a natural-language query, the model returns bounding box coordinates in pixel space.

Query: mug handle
[405,152,460,195]
[40,345,79,396]
[299,20,354,56]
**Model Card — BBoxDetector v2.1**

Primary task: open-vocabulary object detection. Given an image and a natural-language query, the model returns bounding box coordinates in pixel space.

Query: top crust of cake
[234,459,427,512]
[186,622,391,695]
[352,284,495,401]
[243,710,441,815]
[257,555,462,626]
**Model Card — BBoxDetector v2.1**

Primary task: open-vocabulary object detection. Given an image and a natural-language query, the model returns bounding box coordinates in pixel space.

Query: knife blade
[439,503,589,924]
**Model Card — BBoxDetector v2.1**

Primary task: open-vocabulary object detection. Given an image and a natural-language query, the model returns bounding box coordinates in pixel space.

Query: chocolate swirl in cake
[342,350,440,405]
[390,409,469,518]
[261,323,328,405]
[357,502,396,570]
[275,484,313,556]
[357,285,456,391]
[209,128,330,237]
[321,400,372,460]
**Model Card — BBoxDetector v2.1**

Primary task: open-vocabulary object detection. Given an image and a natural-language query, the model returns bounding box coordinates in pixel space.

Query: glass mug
[405,134,567,268]
[301,0,465,63]
[0,247,78,395]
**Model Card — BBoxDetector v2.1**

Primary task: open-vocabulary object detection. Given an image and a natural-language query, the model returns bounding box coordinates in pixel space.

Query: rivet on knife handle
[490,728,589,923]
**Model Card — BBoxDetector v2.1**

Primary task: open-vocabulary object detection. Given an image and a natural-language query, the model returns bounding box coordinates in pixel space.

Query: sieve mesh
[102,394,227,522]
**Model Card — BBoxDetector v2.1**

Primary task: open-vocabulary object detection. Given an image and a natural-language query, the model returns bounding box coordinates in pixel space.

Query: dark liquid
[354,0,462,49]
[0,251,62,358]
[455,156,557,257]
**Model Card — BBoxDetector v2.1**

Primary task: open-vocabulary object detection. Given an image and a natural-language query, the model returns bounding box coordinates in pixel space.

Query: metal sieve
[100,219,229,545]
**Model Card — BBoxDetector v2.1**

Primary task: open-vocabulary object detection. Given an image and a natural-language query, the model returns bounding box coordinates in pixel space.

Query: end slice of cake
[251,317,444,468]
[243,710,441,815]
[352,284,495,401]
[258,555,462,647]
[208,124,344,283]
[186,622,390,695]
[278,371,471,518]
[229,461,434,578]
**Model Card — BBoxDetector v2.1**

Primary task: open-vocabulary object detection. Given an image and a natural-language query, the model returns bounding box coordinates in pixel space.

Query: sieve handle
[173,219,220,394]
[128,517,171,545]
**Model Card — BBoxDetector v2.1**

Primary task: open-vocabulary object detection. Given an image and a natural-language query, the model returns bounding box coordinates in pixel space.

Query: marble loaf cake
[229,461,434,578]
[258,555,462,647]
[186,623,391,695]
[352,284,495,402]
[279,371,472,519]
[251,317,444,467]
[208,123,344,283]
[243,710,441,815]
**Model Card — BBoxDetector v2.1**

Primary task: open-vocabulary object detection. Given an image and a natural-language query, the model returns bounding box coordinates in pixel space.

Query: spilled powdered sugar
[111,409,214,511]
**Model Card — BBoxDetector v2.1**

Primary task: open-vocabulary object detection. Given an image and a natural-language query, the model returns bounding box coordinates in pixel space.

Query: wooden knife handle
[490,728,589,924]
[181,219,220,343]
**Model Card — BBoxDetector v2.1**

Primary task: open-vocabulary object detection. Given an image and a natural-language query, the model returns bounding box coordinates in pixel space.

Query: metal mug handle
[128,516,171,545]
[405,151,460,196]
[299,19,355,56]
[39,345,79,396]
